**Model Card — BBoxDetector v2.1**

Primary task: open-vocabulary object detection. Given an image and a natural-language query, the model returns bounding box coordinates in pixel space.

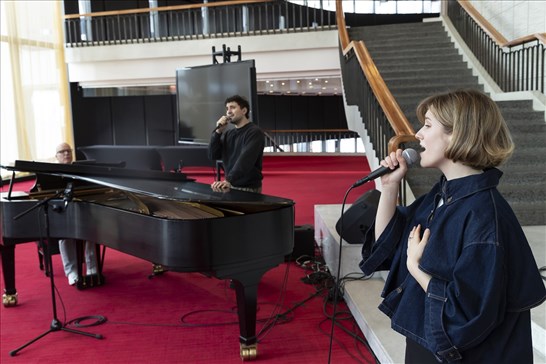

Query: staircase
[347,20,546,226]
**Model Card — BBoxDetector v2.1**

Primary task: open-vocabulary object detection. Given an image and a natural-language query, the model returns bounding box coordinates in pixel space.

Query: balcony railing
[64,0,337,47]
[448,0,545,94]
[263,129,362,153]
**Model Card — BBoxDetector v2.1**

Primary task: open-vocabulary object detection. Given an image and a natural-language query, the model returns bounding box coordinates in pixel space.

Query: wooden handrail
[336,0,415,152]
[336,0,543,153]
[336,1,350,50]
[504,32,546,47]
[64,0,273,20]
[458,0,546,47]
[351,43,414,137]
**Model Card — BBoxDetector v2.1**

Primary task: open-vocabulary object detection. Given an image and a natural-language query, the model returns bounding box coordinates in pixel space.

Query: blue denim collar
[437,168,502,205]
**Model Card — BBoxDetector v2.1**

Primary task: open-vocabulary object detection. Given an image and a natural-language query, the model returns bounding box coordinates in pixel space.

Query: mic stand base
[10,194,103,357]
[9,318,102,357]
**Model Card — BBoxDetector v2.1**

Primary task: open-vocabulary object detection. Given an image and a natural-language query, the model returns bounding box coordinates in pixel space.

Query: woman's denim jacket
[360,168,546,363]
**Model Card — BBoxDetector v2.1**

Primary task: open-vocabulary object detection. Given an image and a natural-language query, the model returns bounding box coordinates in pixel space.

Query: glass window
[1,1,71,178]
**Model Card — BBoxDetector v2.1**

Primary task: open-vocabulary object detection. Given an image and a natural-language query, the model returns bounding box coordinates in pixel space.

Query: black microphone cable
[327,150,419,362]
[327,184,353,363]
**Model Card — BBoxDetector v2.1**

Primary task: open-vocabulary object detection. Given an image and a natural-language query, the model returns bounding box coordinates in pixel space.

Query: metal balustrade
[448,0,545,94]
[263,129,362,153]
[64,1,337,47]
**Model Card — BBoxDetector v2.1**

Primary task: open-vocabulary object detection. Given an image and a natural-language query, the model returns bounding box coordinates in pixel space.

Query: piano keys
[0,160,295,360]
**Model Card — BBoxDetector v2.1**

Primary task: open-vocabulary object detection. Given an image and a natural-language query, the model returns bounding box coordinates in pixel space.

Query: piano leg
[0,245,18,306]
[229,269,268,361]
[148,263,167,279]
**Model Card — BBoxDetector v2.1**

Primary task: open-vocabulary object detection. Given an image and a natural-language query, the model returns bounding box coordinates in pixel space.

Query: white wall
[469,0,546,40]
[65,30,341,88]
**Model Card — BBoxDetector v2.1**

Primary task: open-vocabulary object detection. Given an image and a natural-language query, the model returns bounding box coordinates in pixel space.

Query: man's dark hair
[225,95,250,119]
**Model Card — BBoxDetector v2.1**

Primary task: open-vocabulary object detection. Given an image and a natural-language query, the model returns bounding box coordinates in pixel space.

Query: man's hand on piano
[211,180,231,192]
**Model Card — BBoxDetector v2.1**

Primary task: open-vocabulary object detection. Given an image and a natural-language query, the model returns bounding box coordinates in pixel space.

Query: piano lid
[4,160,191,181]
[4,160,294,207]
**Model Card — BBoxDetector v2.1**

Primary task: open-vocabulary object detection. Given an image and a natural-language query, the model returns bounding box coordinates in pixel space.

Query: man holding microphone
[208,95,264,193]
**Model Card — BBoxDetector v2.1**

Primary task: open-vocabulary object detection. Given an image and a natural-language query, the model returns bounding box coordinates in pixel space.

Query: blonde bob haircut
[416,89,514,170]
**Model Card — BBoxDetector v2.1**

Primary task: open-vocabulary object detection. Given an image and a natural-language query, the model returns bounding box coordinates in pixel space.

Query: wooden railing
[335,0,416,203]
[451,0,545,93]
[335,0,544,155]
[335,0,416,154]
[456,0,546,48]
[63,0,337,47]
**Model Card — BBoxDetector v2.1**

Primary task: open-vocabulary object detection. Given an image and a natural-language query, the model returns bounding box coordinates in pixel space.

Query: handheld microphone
[214,117,232,132]
[352,148,420,188]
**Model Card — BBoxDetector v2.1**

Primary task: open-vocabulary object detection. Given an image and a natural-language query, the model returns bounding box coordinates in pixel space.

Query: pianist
[208,95,265,193]
[55,142,98,285]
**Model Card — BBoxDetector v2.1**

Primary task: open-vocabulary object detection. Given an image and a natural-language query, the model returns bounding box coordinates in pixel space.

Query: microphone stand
[263,131,284,152]
[9,183,102,357]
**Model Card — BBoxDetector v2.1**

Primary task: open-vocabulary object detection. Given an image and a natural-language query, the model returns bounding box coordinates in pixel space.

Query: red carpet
[1,155,377,363]
[1,245,377,363]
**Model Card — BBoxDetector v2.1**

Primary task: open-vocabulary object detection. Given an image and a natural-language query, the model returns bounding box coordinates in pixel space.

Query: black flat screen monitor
[175,60,258,144]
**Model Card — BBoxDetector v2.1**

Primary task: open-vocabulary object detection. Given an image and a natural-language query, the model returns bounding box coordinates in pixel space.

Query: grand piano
[0,160,295,360]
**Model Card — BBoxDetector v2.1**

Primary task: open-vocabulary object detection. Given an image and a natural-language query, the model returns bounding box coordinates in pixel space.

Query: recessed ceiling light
[257,77,341,95]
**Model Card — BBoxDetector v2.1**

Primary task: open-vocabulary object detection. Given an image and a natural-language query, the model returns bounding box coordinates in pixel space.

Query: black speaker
[287,224,315,260]
[335,189,380,244]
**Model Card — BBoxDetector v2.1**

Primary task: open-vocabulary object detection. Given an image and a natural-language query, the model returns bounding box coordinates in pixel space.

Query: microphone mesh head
[402,148,420,167]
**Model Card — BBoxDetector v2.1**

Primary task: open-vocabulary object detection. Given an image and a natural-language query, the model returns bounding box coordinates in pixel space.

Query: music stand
[9,183,103,356]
